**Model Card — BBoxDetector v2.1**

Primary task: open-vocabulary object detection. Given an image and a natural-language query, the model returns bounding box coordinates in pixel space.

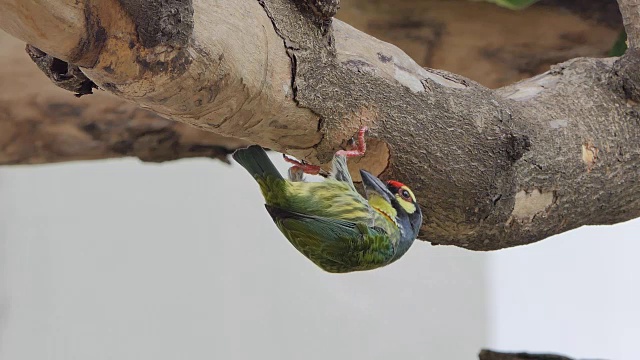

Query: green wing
[329,155,358,193]
[265,205,394,273]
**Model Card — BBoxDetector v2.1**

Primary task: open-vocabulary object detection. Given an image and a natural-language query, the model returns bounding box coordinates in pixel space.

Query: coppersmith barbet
[232,127,422,273]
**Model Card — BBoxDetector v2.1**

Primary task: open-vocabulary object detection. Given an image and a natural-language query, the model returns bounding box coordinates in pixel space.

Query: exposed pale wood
[0,0,87,63]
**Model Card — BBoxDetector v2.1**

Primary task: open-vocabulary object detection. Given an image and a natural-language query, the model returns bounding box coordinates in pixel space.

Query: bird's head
[360,170,423,242]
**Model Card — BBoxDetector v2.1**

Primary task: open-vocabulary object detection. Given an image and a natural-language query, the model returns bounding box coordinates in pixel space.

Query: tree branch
[617,0,640,48]
[478,350,582,360]
[0,0,638,251]
[0,31,246,164]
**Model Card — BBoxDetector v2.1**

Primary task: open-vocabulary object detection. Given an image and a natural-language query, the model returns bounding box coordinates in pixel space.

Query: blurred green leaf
[484,0,539,10]
[609,30,628,56]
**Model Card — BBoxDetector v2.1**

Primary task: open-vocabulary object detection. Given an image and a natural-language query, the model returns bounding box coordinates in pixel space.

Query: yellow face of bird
[383,179,423,238]
[385,180,417,214]
[360,170,423,238]
[366,181,417,225]
[360,170,421,228]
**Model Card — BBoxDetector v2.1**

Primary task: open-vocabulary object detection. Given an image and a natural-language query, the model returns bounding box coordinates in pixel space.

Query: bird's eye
[400,189,412,201]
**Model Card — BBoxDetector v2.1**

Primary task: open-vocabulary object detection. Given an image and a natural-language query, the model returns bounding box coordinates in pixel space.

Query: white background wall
[488,221,640,360]
[0,156,637,360]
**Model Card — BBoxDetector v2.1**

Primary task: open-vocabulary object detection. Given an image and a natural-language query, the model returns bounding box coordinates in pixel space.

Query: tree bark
[0,0,638,251]
[0,30,246,164]
[478,349,592,360]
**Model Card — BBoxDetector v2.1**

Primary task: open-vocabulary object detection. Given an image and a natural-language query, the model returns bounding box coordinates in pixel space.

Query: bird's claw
[283,154,328,177]
[283,126,367,177]
[336,126,368,158]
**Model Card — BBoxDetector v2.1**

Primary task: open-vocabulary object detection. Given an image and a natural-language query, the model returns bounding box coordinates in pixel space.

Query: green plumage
[233,145,421,273]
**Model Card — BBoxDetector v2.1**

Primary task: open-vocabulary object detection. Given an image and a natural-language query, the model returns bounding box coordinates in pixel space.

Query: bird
[232,127,422,273]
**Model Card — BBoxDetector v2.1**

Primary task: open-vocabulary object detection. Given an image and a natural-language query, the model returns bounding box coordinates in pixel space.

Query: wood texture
[0,31,246,165]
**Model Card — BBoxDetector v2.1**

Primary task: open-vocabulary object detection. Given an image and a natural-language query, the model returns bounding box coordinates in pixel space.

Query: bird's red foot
[336,126,368,158]
[283,154,322,175]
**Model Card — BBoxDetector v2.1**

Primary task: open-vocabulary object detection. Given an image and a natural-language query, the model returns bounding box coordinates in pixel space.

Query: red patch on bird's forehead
[386,180,406,189]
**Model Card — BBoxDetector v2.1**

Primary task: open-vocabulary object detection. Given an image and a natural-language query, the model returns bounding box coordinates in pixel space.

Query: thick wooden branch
[0,0,637,251]
[478,350,579,360]
[0,31,246,164]
[480,349,609,360]
[1,0,321,157]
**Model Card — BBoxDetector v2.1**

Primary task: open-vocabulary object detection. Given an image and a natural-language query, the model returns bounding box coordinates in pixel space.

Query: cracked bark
[0,0,638,252]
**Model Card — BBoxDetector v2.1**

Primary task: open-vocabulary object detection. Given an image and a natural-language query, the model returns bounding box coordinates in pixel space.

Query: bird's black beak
[360,170,394,202]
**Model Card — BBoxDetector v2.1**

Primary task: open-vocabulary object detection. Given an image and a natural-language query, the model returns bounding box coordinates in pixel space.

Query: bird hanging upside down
[232,127,422,273]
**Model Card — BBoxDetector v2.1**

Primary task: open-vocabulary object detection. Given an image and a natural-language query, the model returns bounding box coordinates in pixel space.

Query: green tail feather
[232,145,283,181]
